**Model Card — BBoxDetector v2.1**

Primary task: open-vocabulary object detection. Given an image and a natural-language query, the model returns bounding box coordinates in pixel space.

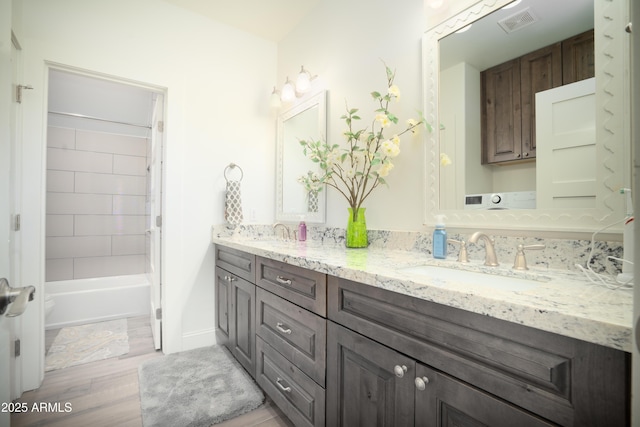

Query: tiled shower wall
[45,126,149,281]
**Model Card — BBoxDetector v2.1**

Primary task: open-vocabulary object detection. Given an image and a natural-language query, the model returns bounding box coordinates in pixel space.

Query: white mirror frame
[422,0,630,235]
[276,90,327,223]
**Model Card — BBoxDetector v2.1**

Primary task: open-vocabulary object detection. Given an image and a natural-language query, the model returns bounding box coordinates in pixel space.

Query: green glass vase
[346,207,368,248]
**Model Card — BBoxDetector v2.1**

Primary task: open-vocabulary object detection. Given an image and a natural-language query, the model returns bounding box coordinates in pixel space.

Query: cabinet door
[481,58,522,164]
[414,363,556,427]
[520,43,562,159]
[327,321,415,427]
[214,266,231,346]
[230,275,256,377]
[562,30,595,84]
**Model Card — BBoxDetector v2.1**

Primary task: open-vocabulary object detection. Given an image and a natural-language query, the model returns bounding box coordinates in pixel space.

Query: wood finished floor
[11,317,293,427]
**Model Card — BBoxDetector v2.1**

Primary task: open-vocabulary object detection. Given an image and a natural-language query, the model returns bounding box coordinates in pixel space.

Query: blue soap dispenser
[433,215,447,259]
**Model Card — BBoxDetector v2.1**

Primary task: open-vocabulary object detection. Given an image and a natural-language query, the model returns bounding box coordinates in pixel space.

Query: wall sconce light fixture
[271,65,318,108]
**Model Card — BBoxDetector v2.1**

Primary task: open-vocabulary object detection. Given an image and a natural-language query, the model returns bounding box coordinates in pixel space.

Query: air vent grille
[498,7,539,34]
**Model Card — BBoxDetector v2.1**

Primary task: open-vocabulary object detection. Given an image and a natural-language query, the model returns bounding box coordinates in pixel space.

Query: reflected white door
[148,93,164,350]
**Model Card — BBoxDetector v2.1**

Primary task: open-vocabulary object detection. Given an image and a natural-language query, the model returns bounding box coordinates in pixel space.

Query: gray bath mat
[45,318,129,371]
[138,345,264,427]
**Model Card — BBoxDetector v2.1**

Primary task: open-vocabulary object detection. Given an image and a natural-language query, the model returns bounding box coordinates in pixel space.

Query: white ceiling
[440,0,593,71]
[160,0,321,42]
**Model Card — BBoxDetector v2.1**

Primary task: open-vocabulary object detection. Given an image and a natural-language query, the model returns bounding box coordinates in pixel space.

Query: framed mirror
[423,0,630,234]
[276,90,327,223]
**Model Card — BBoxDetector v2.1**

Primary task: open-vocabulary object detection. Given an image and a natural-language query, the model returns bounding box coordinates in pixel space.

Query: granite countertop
[212,235,633,353]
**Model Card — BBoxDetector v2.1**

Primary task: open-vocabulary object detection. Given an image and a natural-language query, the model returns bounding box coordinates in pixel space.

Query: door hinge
[14,339,20,357]
[155,308,162,320]
[156,215,162,227]
[157,121,164,132]
[14,214,20,231]
[15,84,33,104]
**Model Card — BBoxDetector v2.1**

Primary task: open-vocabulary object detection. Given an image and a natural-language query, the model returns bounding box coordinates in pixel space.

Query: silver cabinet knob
[393,365,407,378]
[415,376,430,391]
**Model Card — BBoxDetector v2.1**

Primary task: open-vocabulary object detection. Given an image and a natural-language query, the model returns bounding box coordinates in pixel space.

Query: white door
[148,93,164,350]
[535,78,596,209]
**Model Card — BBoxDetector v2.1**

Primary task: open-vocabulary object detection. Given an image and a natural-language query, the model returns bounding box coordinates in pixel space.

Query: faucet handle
[447,239,469,263]
[513,244,546,270]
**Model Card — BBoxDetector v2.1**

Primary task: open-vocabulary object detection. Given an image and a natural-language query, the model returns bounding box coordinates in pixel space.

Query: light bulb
[270,87,282,109]
[296,66,312,93]
[281,77,296,102]
[428,0,444,9]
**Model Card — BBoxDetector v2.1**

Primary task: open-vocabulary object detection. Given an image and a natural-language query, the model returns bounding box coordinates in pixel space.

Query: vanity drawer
[256,287,326,386]
[256,336,326,427]
[257,257,327,316]
[215,245,256,283]
[327,275,577,425]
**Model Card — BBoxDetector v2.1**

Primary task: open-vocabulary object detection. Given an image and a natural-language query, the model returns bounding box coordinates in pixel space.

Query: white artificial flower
[381,139,400,158]
[388,84,401,101]
[391,135,400,146]
[375,113,391,128]
[440,152,452,166]
[377,162,394,177]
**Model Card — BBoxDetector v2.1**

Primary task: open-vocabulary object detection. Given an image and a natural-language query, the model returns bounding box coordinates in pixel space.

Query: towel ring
[224,163,243,182]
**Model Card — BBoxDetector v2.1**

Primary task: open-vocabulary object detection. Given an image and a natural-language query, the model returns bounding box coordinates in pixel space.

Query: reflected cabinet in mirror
[276,90,327,223]
[423,0,630,233]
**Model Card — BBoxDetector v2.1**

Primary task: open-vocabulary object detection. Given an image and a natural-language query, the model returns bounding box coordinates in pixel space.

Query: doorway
[45,67,164,350]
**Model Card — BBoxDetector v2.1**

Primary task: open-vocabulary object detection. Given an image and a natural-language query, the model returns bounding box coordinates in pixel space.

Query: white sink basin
[400,265,543,292]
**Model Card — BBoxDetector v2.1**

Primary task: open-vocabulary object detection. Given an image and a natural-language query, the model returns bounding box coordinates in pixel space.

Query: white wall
[18,0,277,366]
[278,0,427,231]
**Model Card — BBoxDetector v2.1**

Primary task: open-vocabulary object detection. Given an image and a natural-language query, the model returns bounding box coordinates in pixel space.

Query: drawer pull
[276,377,292,393]
[276,322,292,335]
[394,365,407,378]
[275,276,292,285]
[224,275,236,282]
[415,376,430,391]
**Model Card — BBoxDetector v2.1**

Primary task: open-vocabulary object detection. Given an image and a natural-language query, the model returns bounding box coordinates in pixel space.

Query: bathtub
[45,274,150,329]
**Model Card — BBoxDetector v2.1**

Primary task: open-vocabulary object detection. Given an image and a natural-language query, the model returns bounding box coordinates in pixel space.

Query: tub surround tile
[46,170,75,192]
[47,147,113,174]
[46,236,112,259]
[74,215,146,236]
[76,130,148,157]
[45,258,73,282]
[75,172,147,196]
[46,215,74,237]
[47,193,113,215]
[211,224,631,352]
[73,254,146,279]
[47,127,75,149]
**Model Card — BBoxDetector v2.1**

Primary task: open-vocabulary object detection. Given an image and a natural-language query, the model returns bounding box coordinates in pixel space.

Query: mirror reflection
[423,0,628,233]
[438,0,593,210]
[276,91,327,223]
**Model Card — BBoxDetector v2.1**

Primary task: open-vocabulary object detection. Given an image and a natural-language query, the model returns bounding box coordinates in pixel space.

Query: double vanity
[212,233,630,426]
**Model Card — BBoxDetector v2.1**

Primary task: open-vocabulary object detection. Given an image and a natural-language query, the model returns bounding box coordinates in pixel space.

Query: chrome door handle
[0,278,36,317]
[276,322,292,335]
[276,377,291,393]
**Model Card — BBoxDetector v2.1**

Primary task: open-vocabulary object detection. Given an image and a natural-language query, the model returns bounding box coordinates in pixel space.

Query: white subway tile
[45,258,73,282]
[47,147,113,173]
[74,255,146,279]
[113,155,147,176]
[76,130,147,156]
[46,170,74,192]
[74,215,146,236]
[47,127,75,149]
[113,195,147,215]
[46,215,74,237]
[46,236,111,259]
[47,193,112,215]
[112,235,146,255]
[75,172,146,195]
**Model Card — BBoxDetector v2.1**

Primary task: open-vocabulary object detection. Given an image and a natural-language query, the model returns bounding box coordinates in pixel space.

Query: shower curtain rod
[48,110,152,129]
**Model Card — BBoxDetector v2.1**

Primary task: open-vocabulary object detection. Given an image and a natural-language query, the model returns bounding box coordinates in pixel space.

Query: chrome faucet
[273,223,291,240]
[468,231,499,266]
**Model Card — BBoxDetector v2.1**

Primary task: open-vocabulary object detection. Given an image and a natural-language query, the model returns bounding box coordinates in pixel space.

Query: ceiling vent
[498,7,539,34]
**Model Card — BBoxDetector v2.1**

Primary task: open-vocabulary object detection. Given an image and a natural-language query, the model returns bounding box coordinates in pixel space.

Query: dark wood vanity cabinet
[214,245,628,426]
[254,257,327,427]
[482,30,594,165]
[327,275,629,427]
[214,245,257,377]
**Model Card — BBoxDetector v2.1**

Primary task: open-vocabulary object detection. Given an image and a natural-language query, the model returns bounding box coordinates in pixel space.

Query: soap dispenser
[433,215,447,259]
[298,216,307,242]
